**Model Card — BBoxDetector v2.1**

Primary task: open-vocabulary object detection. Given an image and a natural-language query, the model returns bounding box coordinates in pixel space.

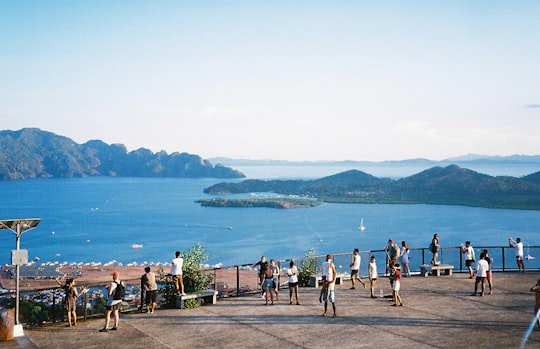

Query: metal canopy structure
[0,218,41,232]
[0,218,42,327]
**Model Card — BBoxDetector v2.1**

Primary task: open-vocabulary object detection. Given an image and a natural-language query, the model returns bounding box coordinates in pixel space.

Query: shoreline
[0,264,257,292]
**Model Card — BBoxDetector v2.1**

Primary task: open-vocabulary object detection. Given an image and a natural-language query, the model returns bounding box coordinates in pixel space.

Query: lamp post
[0,218,41,334]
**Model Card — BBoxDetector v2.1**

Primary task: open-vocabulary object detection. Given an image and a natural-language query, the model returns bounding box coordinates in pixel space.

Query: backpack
[113,281,125,300]
[392,245,400,258]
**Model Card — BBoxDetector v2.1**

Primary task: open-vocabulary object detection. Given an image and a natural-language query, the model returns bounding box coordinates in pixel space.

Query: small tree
[158,243,214,309]
[298,248,317,287]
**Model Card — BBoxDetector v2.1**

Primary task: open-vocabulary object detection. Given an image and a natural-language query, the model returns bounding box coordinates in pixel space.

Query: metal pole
[15,223,21,325]
[236,265,240,297]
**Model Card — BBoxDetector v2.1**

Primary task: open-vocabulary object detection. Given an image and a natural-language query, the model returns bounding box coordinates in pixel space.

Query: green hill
[205,166,540,210]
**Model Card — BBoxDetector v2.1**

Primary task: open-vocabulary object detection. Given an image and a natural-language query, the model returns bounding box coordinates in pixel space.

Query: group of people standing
[254,256,300,306]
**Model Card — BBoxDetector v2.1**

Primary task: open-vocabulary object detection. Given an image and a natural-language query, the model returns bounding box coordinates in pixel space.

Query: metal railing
[1,245,538,326]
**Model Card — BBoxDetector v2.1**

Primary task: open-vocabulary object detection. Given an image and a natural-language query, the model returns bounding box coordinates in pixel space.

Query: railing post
[502,246,506,272]
[421,248,425,265]
[236,265,240,297]
[277,261,281,292]
[52,289,57,324]
[83,289,88,322]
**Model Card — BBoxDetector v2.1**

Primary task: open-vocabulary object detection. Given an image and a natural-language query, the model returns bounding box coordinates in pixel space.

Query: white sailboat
[526,245,535,260]
[358,217,366,231]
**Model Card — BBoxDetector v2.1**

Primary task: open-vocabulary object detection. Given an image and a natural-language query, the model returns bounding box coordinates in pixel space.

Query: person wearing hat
[99,271,123,332]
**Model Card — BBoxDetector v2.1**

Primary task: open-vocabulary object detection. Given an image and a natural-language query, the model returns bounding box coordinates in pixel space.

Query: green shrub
[298,248,317,287]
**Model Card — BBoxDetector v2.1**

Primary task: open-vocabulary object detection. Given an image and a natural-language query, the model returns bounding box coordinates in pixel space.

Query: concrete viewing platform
[5,272,540,349]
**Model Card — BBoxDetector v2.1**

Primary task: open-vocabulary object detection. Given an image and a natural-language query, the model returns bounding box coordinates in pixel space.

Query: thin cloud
[525,104,540,108]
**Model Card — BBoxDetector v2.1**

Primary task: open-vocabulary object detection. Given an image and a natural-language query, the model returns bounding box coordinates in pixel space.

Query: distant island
[204,166,540,210]
[0,128,245,180]
[197,197,323,209]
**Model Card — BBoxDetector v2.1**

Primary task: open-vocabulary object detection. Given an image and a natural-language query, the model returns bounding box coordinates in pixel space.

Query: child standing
[391,264,403,306]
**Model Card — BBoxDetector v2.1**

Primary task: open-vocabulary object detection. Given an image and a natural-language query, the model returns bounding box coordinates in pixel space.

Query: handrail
[1,245,538,326]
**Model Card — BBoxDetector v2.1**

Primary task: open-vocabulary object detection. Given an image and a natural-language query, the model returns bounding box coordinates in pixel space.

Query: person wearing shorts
[262,269,275,305]
[349,248,366,289]
[321,255,337,318]
[142,266,158,313]
[287,260,300,305]
[170,251,185,296]
[482,249,494,295]
[368,256,378,299]
[391,264,403,306]
[99,272,123,332]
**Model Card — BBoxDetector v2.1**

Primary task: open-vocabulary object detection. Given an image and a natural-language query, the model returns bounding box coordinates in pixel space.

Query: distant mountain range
[0,128,244,180]
[210,154,540,167]
[204,166,540,210]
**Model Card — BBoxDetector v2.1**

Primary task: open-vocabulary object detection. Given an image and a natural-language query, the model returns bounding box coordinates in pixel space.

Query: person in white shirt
[509,237,526,272]
[461,241,475,278]
[368,256,378,299]
[286,260,300,305]
[472,252,489,297]
[171,251,185,295]
[349,248,366,289]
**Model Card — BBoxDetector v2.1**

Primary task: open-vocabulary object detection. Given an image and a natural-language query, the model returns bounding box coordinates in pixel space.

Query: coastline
[0,264,256,292]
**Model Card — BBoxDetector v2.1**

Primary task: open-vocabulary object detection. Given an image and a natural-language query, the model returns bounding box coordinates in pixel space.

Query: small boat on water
[526,246,535,260]
[358,217,366,231]
[131,244,143,249]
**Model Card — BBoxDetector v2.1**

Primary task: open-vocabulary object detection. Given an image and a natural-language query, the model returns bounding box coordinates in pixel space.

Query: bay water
[1,165,539,268]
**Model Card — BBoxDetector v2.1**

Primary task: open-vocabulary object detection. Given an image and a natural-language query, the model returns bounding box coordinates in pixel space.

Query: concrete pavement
[5,272,540,349]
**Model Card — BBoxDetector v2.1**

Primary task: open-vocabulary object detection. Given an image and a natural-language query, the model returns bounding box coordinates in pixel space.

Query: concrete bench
[175,290,218,309]
[420,264,454,277]
[309,273,345,287]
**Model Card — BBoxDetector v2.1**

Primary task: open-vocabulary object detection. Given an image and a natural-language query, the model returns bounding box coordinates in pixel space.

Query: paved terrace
[5,272,540,349]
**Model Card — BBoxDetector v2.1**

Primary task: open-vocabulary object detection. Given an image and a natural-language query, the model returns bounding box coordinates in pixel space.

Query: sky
[1,1,539,162]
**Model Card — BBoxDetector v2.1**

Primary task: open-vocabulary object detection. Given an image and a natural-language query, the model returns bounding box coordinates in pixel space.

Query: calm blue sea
[1,164,539,267]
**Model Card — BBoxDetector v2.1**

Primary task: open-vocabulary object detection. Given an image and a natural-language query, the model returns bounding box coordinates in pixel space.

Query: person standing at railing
[399,241,411,277]
[509,237,526,272]
[171,251,185,296]
[55,277,87,327]
[141,266,158,313]
[461,241,475,278]
[385,239,400,267]
[99,271,123,332]
[482,249,494,295]
[430,233,440,265]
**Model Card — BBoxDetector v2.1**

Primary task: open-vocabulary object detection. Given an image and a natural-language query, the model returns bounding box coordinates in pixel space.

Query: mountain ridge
[0,128,245,180]
[204,166,540,210]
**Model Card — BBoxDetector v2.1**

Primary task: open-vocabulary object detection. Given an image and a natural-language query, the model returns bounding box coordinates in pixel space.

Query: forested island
[0,128,244,180]
[204,165,540,210]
